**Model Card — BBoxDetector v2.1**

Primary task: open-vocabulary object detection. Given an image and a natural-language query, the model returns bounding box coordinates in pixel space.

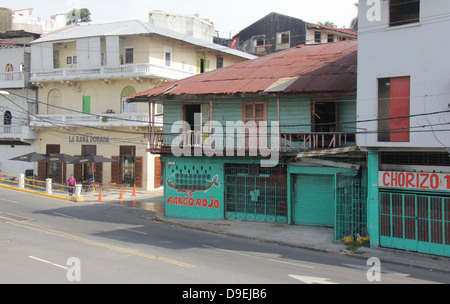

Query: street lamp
[0,90,9,95]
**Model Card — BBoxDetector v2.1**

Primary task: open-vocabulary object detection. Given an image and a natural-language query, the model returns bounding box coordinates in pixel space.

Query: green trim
[367,151,380,248]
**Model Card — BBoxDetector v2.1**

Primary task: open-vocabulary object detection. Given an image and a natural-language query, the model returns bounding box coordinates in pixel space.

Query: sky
[3,0,358,38]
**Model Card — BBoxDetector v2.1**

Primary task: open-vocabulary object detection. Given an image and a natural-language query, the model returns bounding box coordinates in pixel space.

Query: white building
[149,10,218,42]
[0,31,40,177]
[357,0,450,257]
[12,8,67,34]
[29,20,255,189]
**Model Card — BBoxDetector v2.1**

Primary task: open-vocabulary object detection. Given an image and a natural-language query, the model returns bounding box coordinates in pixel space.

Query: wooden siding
[162,95,355,134]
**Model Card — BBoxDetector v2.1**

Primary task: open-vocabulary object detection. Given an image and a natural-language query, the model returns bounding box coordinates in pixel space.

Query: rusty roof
[128,40,357,102]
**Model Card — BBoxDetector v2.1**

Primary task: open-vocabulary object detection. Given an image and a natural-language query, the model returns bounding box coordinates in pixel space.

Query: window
[314,31,321,43]
[378,77,411,142]
[46,144,61,183]
[125,48,134,64]
[216,56,223,69]
[81,145,96,181]
[242,101,267,147]
[276,32,290,50]
[5,64,13,80]
[390,0,420,27]
[164,46,172,67]
[3,111,12,133]
[327,34,335,43]
[120,146,136,185]
[196,52,209,73]
[311,100,338,133]
[242,101,267,124]
[121,86,137,113]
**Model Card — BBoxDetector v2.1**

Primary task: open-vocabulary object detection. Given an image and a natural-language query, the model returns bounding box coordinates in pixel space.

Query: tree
[317,21,337,28]
[350,2,358,31]
[67,8,92,25]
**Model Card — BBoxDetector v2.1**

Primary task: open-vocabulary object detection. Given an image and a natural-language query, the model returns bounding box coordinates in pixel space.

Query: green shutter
[83,96,91,114]
[293,175,335,227]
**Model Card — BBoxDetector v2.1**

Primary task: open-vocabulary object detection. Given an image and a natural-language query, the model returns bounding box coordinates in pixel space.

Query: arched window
[5,64,13,80]
[121,86,136,113]
[4,111,12,133]
[47,89,61,115]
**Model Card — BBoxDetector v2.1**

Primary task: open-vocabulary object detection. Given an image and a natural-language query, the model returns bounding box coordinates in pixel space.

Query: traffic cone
[132,184,136,196]
[119,186,124,199]
[98,188,103,202]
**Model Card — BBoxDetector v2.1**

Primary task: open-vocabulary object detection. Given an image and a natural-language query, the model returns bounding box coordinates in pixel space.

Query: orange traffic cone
[119,186,124,199]
[98,188,103,202]
[132,184,136,196]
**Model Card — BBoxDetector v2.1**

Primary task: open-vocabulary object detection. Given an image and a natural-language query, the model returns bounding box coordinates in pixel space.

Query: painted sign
[166,174,220,193]
[69,136,110,143]
[163,157,224,220]
[379,171,450,191]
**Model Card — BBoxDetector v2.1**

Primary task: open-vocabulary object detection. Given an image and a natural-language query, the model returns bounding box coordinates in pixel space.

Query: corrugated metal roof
[31,20,256,60]
[128,40,357,102]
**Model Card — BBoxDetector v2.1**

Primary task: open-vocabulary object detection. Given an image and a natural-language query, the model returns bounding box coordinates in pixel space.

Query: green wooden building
[129,40,368,242]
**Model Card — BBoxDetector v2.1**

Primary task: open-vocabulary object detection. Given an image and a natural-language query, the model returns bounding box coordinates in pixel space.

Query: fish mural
[166,173,220,193]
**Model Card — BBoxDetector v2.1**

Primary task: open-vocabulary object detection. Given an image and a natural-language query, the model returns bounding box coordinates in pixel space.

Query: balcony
[147,131,356,155]
[30,63,197,83]
[0,72,26,88]
[0,125,37,141]
[30,113,158,128]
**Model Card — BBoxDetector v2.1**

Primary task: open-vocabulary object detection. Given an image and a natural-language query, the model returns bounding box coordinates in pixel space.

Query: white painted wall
[356,0,450,150]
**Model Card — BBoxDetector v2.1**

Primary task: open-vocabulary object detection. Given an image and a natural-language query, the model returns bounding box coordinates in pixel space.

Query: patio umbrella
[69,155,117,184]
[40,154,80,184]
[69,155,117,165]
[9,152,47,162]
[41,154,80,163]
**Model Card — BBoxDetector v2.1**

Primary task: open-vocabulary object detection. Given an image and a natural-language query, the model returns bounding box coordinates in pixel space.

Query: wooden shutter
[154,157,161,188]
[73,155,82,182]
[95,162,103,184]
[135,156,143,188]
[82,96,91,114]
[390,77,410,142]
[38,162,46,181]
[111,156,120,184]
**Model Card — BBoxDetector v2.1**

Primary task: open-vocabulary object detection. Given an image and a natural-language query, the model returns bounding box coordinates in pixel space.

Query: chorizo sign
[379,171,450,191]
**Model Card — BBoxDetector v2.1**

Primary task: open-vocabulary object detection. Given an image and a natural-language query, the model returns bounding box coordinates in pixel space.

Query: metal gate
[379,190,450,257]
[335,174,368,242]
[225,164,287,224]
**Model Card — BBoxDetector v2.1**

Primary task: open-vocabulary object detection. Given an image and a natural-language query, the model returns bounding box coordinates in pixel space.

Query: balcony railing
[31,63,197,82]
[0,72,26,88]
[148,131,356,154]
[0,125,37,140]
[30,113,156,128]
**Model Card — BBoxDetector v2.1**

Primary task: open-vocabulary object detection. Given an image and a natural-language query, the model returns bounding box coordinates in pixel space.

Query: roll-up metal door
[293,174,335,227]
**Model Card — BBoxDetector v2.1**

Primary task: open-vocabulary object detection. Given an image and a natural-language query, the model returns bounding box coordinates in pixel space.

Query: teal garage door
[294,174,335,227]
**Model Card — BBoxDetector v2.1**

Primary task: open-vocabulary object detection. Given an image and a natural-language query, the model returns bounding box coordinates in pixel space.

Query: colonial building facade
[30,20,255,189]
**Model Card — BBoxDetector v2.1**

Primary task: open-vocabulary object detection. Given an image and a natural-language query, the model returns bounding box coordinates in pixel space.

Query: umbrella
[69,155,117,165]
[9,152,47,162]
[41,154,80,163]
[69,155,117,184]
[40,154,80,184]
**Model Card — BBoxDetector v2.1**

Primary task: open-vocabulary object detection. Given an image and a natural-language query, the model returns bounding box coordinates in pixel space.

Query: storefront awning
[297,146,358,158]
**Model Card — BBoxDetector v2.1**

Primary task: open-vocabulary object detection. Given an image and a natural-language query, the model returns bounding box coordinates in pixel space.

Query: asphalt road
[0,187,449,288]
